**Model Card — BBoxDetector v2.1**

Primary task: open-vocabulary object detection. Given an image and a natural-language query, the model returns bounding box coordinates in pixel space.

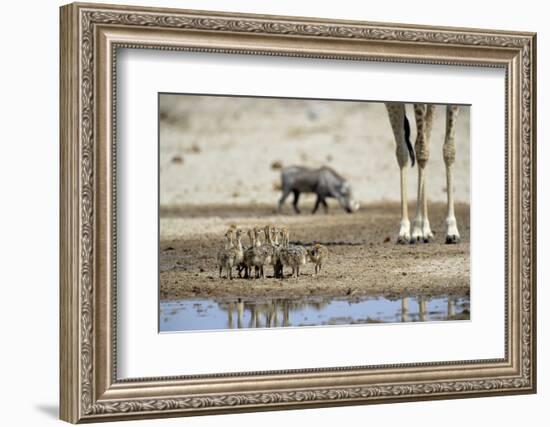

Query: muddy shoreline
[160,202,470,301]
[160,278,470,301]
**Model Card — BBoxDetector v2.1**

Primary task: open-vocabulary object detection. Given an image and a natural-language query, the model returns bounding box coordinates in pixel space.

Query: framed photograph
[60,2,537,423]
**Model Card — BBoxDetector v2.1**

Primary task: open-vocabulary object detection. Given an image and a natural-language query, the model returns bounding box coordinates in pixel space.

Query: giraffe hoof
[445,235,460,244]
[409,235,424,244]
[410,235,433,244]
[396,236,409,245]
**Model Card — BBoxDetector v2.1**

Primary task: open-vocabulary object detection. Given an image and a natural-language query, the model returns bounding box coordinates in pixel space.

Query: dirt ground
[160,201,470,301]
[159,96,471,305]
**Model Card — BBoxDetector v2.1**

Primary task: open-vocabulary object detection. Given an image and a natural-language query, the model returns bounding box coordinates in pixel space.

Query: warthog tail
[403,114,415,167]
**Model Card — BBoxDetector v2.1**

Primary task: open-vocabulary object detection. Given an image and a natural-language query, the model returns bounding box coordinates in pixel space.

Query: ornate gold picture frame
[60,2,536,423]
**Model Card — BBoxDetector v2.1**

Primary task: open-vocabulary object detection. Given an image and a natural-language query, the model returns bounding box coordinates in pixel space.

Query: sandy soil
[160,202,470,301]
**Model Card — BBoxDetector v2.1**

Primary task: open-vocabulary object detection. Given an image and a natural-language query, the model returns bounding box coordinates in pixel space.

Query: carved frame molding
[60,2,536,423]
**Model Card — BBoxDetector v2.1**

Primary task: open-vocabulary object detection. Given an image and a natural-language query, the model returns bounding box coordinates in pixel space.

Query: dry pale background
[160,95,470,208]
[0,1,547,427]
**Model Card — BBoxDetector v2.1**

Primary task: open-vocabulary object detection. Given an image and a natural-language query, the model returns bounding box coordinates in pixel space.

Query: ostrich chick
[244,227,270,279]
[217,229,243,280]
[307,243,329,276]
[279,227,307,279]
[272,226,284,278]
[261,225,277,276]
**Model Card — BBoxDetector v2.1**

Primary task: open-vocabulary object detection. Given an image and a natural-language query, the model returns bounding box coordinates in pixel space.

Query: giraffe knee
[416,146,429,169]
[415,133,429,168]
[443,141,456,167]
[395,145,409,168]
[443,105,459,167]
[413,103,432,168]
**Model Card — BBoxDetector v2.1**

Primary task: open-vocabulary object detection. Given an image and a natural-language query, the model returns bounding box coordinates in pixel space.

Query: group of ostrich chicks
[217,224,328,280]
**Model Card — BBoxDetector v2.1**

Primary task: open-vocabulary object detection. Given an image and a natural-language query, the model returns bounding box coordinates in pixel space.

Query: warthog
[277,166,360,214]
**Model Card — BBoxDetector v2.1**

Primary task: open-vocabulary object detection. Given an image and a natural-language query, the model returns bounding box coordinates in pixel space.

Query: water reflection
[402,297,409,323]
[160,294,470,332]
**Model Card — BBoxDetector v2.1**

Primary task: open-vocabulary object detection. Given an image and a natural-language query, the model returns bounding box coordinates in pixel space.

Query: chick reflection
[188,294,471,332]
[220,298,332,329]
[401,297,410,322]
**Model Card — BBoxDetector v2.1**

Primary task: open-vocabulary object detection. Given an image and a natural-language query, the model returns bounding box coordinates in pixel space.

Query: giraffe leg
[444,105,460,243]
[411,104,435,243]
[385,103,412,244]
